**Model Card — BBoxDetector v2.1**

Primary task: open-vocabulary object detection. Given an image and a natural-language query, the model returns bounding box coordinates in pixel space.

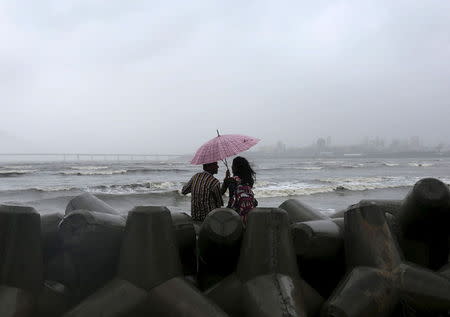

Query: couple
[182,156,257,224]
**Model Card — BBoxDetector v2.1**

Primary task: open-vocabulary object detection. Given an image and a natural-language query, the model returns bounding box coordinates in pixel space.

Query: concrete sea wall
[0,178,448,316]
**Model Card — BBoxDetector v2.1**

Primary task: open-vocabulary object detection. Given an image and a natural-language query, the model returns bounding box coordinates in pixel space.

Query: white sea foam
[18,176,449,198]
[318,208,336,216]
[2,165,34,169]
[253,182,335,198]
[70,166,109,170]
[88,181,181,194]
[0,169,37,176]
[408,162,434,167]
[60,170,127,176]
[33,186,80,192]
[295,166,323,170]
[319,161,344,165]
[253,176,419,198]
[383,162,399,167]
[254,186,336,198]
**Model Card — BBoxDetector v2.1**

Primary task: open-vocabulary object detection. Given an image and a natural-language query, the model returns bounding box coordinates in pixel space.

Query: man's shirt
[182,171,223,221]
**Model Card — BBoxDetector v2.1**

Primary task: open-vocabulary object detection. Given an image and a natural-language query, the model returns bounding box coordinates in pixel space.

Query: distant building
[275,141,286,153]
[316,138,326,149]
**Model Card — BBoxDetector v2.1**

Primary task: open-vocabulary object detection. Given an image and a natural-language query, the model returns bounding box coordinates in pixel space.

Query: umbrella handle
[221,157,229,172]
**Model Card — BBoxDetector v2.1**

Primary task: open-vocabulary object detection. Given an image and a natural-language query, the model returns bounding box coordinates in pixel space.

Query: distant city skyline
[259,135,443,149]
[1,128,447,155]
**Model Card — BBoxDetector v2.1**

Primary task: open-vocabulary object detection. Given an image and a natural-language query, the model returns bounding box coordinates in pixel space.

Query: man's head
[203,162,219,174]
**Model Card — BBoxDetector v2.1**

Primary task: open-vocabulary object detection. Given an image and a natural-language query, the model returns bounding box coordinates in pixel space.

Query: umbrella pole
[222,158,229,171]
[217,129,229,171]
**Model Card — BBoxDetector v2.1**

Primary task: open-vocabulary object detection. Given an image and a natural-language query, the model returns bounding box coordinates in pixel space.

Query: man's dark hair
[203,162,217,171]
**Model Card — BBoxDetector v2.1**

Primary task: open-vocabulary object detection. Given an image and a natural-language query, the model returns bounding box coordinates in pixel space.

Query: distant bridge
[0,153,184,161]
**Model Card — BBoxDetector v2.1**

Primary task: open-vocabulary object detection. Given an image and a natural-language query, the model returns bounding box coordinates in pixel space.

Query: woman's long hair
[232,156,256,187]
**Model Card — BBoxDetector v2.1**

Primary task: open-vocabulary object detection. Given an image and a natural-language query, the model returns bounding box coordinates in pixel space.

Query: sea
[1,155,449,217]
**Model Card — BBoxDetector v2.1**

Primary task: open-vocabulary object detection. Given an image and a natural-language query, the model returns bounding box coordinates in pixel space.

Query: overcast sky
[1,0,449,154]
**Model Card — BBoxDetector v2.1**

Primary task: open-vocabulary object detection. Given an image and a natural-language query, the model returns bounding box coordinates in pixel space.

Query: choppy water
[0,156,449,216]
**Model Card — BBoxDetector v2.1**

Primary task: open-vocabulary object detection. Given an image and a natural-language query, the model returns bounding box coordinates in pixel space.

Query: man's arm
[181,178,193,195]
[220,170,232,195]
[220,179,229,195]
[212,180,224,207]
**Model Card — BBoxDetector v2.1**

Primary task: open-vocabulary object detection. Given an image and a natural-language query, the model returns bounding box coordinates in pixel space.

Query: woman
[226,156,257,224]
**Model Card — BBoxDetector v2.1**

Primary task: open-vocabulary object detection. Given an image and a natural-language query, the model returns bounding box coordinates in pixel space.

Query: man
[182,162,229,222]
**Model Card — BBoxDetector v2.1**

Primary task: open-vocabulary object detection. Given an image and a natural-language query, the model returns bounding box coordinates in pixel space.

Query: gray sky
[1,0,449,154]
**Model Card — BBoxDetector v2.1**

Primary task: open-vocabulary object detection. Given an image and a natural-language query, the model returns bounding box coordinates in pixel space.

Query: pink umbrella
[191,131,260,166]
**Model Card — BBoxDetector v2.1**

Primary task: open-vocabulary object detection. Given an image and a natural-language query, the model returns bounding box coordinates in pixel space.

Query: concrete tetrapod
[171,212,197,276]
[36,280,70,317]
[58,209,126,302]
[279,198,347,297]
[321,202,450,317]
[291,218,344,260]
[206,208,324,317]
[279,199,328,224]
[198,208,244,289]
[41,212,64,263]
[62,278,147,317]
[395,178,450,271]
[0,204,43,317]
[290,218,345,298]
[41,212,73,315]
[439,263,450,279]
[60,207,173,317]
[45,251,77,294]
[331,199,402,218]
[118,206,230,317]
[278,198,347,297]
[65,192,120,215]
[62,206,229,317]
[66,193,197,275]
[290,177,450,296]
[239,208,322,317]
[322,199,401,259]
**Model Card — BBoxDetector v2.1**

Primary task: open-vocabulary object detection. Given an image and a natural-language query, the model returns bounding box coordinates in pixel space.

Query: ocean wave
[1,165,34,169]
[383,162,399,167]
[125,168,190,173]
[0,181,182,195]
[60,170,127,176]
[88,181,181,194]
[0,186,81,194]
[259,166,323,172]
[340,164,365,168]
[39,186,80,192]
[318,161,344,165]
[70,166,109,170]
[314,176,430,192]
[253,176,425,198]
[259,161,397,171]
[253,183,412,198]
[3,176,448,201]
[0,169,36,177]
[408,162,434,167]
[254,185,336,198]
[61,167,190,175]
[318,208,336,216]
[318,176,396,184]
